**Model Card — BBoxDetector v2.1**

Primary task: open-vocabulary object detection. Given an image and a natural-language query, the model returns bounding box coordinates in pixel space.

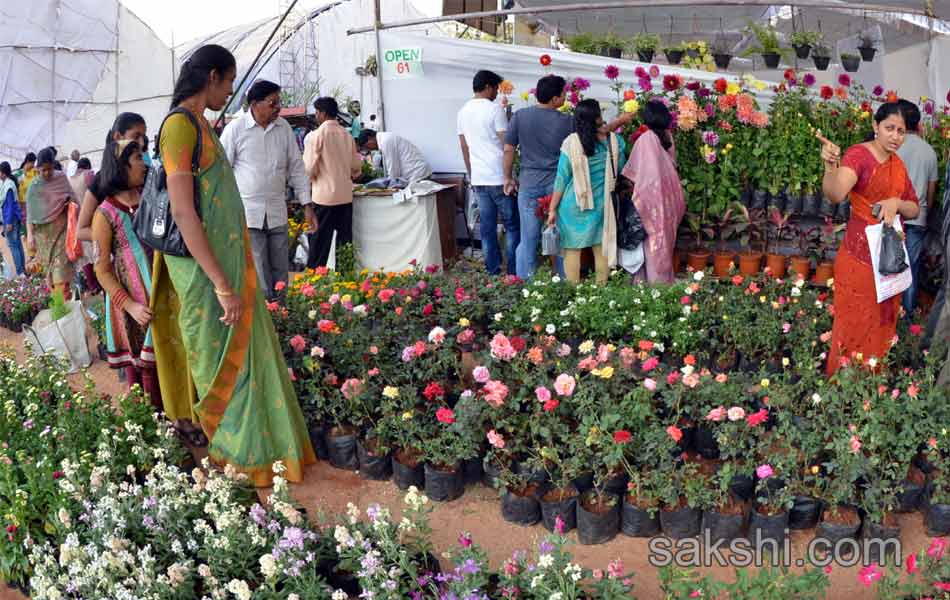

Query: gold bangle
[214,288,234,297]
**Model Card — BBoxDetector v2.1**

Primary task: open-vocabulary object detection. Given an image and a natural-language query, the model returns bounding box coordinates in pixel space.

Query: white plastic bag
[541,225,561,256]
[326,229,338,272]
[23,300,92,373]
[865,219,912,303]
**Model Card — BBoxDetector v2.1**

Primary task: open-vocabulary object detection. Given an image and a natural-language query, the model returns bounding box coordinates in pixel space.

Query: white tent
[0,0,176,166]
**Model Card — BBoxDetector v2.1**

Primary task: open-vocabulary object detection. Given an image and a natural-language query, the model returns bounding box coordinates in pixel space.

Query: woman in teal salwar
[159,44,315,486]
[546,99,626,284]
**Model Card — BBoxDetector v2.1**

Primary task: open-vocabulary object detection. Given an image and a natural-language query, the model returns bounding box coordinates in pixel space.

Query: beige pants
[563,245,608,284]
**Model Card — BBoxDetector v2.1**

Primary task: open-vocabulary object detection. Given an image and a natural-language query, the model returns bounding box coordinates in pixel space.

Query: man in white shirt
[457,70,519,275]
[220,80,315,299]
[357,129,431,182]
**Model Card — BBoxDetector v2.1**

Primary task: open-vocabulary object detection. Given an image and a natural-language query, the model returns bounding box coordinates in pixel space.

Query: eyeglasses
[257,98,282,109]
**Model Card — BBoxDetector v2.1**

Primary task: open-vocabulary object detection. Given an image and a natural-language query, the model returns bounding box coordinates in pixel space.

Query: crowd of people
[0,43,947,484]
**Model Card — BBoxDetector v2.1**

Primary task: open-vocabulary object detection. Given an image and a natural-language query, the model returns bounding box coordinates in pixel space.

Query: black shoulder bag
[133,108,203,257]
[607,136,646,250]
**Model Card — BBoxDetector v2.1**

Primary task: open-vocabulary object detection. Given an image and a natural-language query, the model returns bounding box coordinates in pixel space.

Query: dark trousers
[307,203,353,269]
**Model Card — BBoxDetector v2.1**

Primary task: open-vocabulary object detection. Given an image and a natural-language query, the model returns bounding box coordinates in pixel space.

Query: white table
[352,192,443,272]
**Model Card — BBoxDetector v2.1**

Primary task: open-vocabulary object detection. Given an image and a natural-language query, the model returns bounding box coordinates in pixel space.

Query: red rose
[623,89,636,101]
[714,78,728,94]
[423,382,445,401]
[783,68,795,81]
[613,430,632,444]
[436,407,455,424]
[684,354,696,366]
[540,54,552,66]
[666,425,683,442]
[820,86,833,100]
[422,303,433,316]
[510,336,527,352]
[543,399,559,412]
[910,324,923,336]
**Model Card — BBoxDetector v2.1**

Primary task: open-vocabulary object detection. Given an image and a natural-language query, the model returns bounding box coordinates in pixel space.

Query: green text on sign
[382,47,423,80]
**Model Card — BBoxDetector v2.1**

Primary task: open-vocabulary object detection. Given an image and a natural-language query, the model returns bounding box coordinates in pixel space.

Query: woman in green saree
[25,148,75,296]
[158,44,315,486]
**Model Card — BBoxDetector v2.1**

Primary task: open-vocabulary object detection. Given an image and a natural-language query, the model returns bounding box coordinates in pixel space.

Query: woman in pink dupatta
[621,101,685,283]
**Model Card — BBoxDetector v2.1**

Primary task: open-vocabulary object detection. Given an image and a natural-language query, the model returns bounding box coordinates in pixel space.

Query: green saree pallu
[160,111,315,487]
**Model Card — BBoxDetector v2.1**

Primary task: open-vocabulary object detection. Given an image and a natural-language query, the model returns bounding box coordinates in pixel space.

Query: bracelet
[214,288,234,297]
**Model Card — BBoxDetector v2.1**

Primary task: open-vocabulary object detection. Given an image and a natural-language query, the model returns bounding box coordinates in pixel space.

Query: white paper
[865,218,912,303]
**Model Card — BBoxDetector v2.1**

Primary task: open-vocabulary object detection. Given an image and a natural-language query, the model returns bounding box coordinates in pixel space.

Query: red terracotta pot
[738,252,763,277]
[713,252,735,278]
[765,254,787,279]
[687,249,711,272]
[789,256,811,281]
[813,262,834,286]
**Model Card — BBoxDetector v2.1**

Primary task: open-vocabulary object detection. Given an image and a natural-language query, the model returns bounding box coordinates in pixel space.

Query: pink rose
[643,378,657,391]
[487,429,505,449]
[756,464,774,479]
[850,435,862,454]
[556,343,572,357]
[472,366,490,384]
[289,335,306,353]
[484,380,509,407]
[727,407,745,421]
[553,373,576,397]
[535,386,551,403]
[705,406,726,422]
[642,357,660,372]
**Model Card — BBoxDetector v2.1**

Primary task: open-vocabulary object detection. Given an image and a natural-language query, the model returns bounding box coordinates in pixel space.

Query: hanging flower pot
[392,448,425,490]
[858,46,877,61]
[605,47,623,59]
[841,54,861,72]
[766,254,787,279]
[713,252,735,278]
[539,484,579,532]
[660,500,702,539]
[687,249,711,272]
[748,506,789,544]
[326,426,359,470]
[738,252,763,276]
[637,49,655,63]
[424,463,465,502]
[789,256,811,281]
[793,44,812,59]
[813,55,831,70]
[577,492,621,545]
[713,53,733,69]
[501,484,542,526]
[622,495,661,537]
[814,262,835,286]
[686,47,701,59]
[788,496,823,530]
[665,49,685,64]
[761,52,781,68]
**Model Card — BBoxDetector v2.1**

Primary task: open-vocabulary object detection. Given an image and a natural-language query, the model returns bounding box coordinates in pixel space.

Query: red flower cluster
[819,86,833,100]
[423,382,445,401]
[746,408,769,427]
[613,430,632,444]
[663,74,683,92]
[436,407,455,424]
[714,78,728,94]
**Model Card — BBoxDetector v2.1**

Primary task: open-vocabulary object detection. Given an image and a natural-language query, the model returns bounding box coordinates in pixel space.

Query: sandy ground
[0,318,933,600]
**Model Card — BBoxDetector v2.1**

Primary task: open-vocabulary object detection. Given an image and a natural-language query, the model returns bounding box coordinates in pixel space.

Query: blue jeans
[515,183,564,279]
[474,185,519,275]
[4,225,24,276]
[903,224,927,316]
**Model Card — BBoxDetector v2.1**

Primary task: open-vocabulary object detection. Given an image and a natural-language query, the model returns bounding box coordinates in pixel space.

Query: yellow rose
[752,81,766,91]
[383,386,400,399]
[459,318,470,327]
[726,82,740,95]
[559,103,571,113]
[592,366,615,379]
[760,378,770,388]
[759,295,767,303]
[579,340,595,354]
[401,411,413,421]
[811,465,820,475]
[623,99,640,114]
[725,143,734,150]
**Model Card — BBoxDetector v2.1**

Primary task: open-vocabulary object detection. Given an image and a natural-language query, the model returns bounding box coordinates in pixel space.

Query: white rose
[545,324,556,334]
[693,271,705,281]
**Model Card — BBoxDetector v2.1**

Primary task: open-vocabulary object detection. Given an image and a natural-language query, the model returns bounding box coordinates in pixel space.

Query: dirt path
[0,326,926,599]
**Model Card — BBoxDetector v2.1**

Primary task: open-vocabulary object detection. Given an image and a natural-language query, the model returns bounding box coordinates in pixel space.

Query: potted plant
[621,468,662,537]
[857,31,878,61]
[701,462,748,543]
[790,31,822,60]
[812,43,832,70]
[664,43,685,65]
[815,428,865,557]
[814,217,841,286]
[566,32,599,56]
[765,208,792,278]
[598,32,626,59]
[743,22,785,69]
[750,461,793,544]
[684,211,712,272]
[633,32,661,63]
[790,224,819,281]
[419,402,479,502]
[656,460,710,539]
[840,52,861,72]
[711,206,739,278]
[529,429,585,533]
[922,440,950,535]
[734,204,767,276]
[711,36,734,70]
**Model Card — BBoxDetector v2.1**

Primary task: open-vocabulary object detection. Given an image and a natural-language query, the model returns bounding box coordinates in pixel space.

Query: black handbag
[132,108,203,257]
[607,138,646,251]
[878,223,909,275]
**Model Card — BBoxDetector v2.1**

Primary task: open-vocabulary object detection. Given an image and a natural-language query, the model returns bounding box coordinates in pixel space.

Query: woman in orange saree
[819,102,919,375]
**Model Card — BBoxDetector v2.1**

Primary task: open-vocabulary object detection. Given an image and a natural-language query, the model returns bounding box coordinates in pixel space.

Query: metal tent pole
[374,0,386,130]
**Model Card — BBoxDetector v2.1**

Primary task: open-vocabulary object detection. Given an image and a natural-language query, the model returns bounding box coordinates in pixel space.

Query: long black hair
[97,140,142,198]
[865,102,905,142]
[19,152,35,171]
[574,99,603,157]
[172,44,236,108]
[0,162,17,189]
[106,112,146,148]
[642,100,673,151]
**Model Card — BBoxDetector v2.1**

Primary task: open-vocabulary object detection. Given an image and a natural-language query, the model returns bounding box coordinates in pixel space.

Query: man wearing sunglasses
[220,79,315,299]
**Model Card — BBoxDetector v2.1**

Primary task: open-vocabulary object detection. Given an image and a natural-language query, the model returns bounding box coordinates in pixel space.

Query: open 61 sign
[382,47,424,80]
